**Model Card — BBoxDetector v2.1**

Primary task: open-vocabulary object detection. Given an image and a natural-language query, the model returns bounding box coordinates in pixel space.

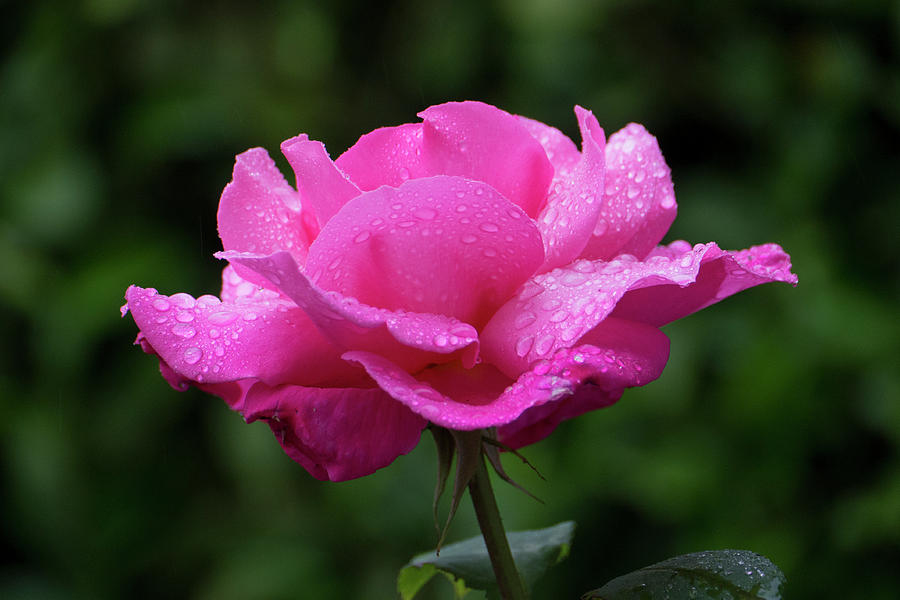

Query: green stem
[468,451,529,600]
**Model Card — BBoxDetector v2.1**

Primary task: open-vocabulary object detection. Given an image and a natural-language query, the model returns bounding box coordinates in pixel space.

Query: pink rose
[123,101,797,481]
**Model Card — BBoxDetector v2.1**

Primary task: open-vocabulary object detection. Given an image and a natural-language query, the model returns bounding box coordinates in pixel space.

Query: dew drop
[460,234,478,244]
[515,336,534,357]
[171,323,196,338]
[661,193,675,209]
[534,334,555,356]
[479,222,499,233]
[626,185,639,199]
[483,248,498,258]
[433,334,449,347]
[354,230,371,243]
[593,219,608,237]
[175,311,194,323]
[183,347,202,365]
[209,328,220,339]
[243,312,259,321]
[414,207,437,220]
[208,311,237,325]
[153,298,171,311]
[514,311,537,329]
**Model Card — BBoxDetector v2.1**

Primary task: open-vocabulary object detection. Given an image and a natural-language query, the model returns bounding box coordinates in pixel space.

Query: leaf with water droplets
[581,549,785,600]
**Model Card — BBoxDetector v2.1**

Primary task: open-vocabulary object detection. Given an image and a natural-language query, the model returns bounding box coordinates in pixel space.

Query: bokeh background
[2,0,899,598]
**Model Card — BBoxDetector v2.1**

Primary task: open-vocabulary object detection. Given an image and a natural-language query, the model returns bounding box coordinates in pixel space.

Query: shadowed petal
[305,176,544,328]
[580,123,677,261]
[233,383,426,481]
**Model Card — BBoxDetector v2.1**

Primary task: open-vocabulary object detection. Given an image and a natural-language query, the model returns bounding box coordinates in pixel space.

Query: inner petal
[304,176,544,328]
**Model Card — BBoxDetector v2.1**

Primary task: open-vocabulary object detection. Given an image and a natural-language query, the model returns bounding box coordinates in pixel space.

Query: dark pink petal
[304,176,545,328]
[497,319,670,448]
[334,123,427,191]
[483,241,797,377]
[280,134,361,233]
[611,241,799,327]
[229,382,425,481]
[580,123,677,261]
[124,280,357,388]
[535,106,607,273]
[344,318,667,433]
[343,350,518,430]
[218,249,480,371]
[216,148,311,287]
[418,101,554,218]
[516,114,581,178]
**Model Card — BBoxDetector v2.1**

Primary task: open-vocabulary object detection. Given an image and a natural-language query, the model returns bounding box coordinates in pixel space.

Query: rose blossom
[123,101,797,481]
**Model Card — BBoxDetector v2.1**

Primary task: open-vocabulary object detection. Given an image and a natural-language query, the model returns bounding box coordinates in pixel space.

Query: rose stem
[468,451,529,600]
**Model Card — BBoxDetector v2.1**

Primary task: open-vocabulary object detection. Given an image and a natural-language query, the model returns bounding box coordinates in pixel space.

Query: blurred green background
[1,0,898,598]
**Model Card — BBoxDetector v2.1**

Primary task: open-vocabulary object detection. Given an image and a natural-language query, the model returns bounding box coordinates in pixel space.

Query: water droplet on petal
[534,334,555,356]
[208,311,237,325]
[183,347,202,365]
[460,234,477,244]
[414,207,437,220]
[243,312,259,321]
[175,311,194,323]
[354,230,371,243]
[515,336,534,357]
[153,298,171,311]
[514,311,537,329]
[479,222,499,233]
[172,323,196,338]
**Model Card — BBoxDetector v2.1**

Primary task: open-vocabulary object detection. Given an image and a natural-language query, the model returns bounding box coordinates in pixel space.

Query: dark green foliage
[1,1,897,599]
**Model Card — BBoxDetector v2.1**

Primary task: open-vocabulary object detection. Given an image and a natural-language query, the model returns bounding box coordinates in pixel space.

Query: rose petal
[334,123,427,191]
[611,241,799,326]
[535,106,607,273]
[216,148,311,287]
[124,280,357,388]
[344,318,667,433]
[343,350,518,430]
[418,101,554,218]
[304,176,544,328]
[580,123,677,260]
[483,241,796,377]
[497,319,670,448]
[516,114,582,178]
[280,134,361,234]
[218,249,480,371]
[227,382,425,481]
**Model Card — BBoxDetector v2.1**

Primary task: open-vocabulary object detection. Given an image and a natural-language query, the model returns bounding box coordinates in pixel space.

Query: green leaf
[582,549,786,600]
[398,521,575,600]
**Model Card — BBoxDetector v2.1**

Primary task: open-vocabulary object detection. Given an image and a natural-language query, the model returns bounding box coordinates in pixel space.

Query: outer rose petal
[231,382,426,481]
[124,282,357,388]
[498,318,670,448]
[419,101,554,218]
[536,106,607,273]
[218,250,480,371]
[611,241,798,326]
[516,114,581,179]
[280,134,361,234]
[334,123,427,191]
[344,318,667,433]
[217,148,311,287]
[580,123,677,261]
[305,176,545,328]
[483,241,797,377]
